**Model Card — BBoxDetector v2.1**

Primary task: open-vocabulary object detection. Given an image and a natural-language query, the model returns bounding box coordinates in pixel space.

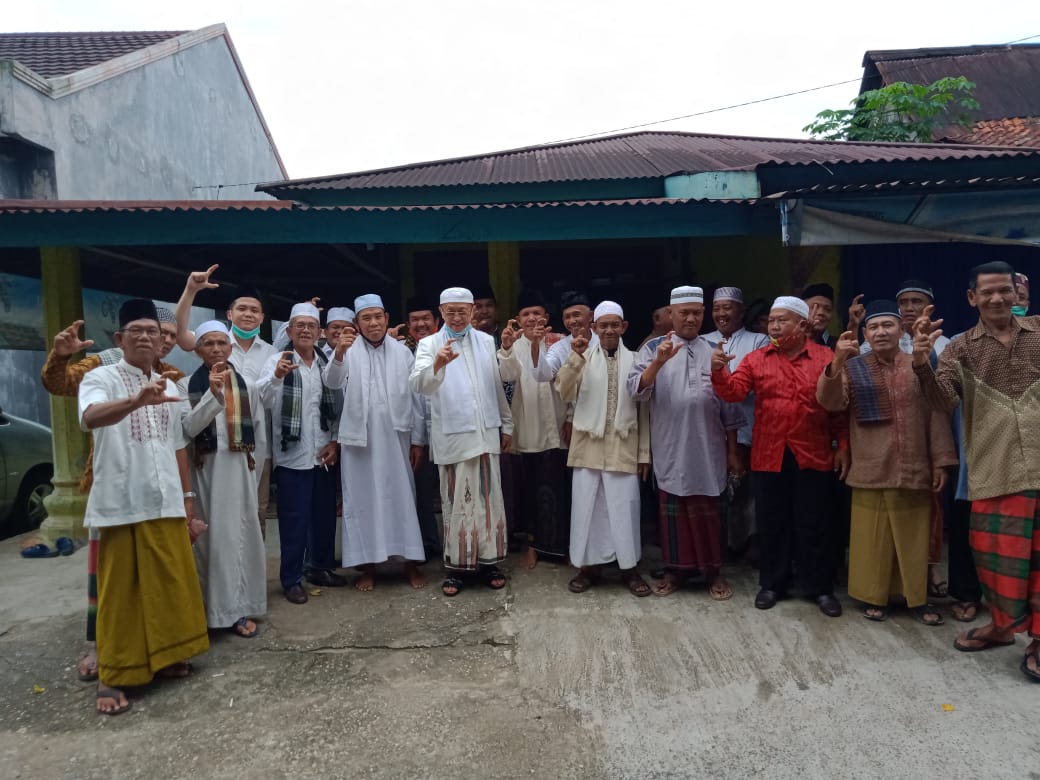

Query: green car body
[0,406,53,535]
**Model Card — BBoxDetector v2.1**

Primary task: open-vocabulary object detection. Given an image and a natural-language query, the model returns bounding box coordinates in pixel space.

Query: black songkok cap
[863,299,901,324]
[516,288,547,311]
[560,290,591,311]
[895,280,934,301]
[228,286,264,309]
[801,282,834,302]
[406,295,435,315]
[118,299,159,328]
[470,282,496,302]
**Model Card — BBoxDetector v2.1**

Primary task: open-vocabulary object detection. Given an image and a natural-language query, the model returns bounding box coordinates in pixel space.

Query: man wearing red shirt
[711,296,850,617]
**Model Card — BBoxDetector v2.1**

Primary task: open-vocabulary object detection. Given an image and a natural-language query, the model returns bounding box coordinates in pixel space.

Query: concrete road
[1,531,1036,779]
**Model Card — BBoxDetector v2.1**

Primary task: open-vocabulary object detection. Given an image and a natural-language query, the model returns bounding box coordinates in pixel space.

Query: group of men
[42,260,1039,716]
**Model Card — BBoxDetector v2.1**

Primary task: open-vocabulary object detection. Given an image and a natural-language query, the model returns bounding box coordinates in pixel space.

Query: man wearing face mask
[712,296,851,617]
[323,294,428,591]
[1014,273,1030,316]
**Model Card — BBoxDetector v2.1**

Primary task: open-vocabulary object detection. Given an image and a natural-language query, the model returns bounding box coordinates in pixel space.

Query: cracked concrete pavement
[1,529,1038,779]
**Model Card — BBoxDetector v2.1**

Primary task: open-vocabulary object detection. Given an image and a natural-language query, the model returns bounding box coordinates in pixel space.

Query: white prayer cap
[593,301,624,321]
[289,302,321,322]
[713,286,743,304]
[670,285,704,305]
[353,294,384,314]
[771,295,810,319]
[194,320,230,343]
[440,287,474,304]
[326,306,355,323]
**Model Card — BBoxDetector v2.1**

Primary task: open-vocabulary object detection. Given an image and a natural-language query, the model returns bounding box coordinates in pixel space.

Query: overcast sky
[6,1,1036,182]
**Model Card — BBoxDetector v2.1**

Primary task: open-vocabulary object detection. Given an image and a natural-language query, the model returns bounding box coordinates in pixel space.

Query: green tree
[803,76,980,142]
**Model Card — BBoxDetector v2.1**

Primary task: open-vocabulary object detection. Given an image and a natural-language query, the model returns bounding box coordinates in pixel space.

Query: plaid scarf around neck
[187,363,256,468]
[280,345,337,452]
[846,351,893,424]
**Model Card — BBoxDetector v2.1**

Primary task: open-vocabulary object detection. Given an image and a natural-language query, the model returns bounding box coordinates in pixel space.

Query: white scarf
[435,328,502,434]
[572,343,637,438]
[339,337,415,447]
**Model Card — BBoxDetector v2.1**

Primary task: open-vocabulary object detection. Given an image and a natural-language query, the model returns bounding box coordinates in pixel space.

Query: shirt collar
[969,315,1034,340]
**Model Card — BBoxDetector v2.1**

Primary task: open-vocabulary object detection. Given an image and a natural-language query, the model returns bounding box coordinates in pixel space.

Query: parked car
[0,405,53,536]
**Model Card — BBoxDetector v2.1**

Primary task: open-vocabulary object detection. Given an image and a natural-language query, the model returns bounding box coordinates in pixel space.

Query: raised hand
[334,325,357,360]
[847,293,865,332]
[833,330,860,366]
[911,305,944,367]
[53,320,95,357]
[391,323,409,342]
[208,361,229,397]
[654,332,683,365]
[531,317,552,345]
[500,319,519,350]
[434,338,460,373]
[186,264,220,293]
[710,338,735,373]
[274,351,298,379]
[135,371,182,407]
[572,330,590,356]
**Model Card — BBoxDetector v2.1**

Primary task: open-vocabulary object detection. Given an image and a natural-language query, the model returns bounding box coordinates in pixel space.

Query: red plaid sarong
[658,491,722,571]
[970,491,1040,636]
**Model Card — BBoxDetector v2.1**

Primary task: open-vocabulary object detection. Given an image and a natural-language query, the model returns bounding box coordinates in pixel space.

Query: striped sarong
[970,491,1040,636]
[439,454,508,571]
[658,491,722,571]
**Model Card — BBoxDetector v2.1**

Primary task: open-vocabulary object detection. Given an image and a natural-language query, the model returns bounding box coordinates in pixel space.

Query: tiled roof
[0,31,187,77]
[259,131,1039,193]
[941,117,1040,148]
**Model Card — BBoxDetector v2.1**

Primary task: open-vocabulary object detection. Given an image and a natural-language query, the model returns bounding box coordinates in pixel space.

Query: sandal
[77,652,99,682]
[862,606,888,622]
[653,572,681,597]
[928,577,949,599]
[20,543,58,559]
[480,566,507,590]
[96,685,131,716]
[568,570,598,593]
[950,601,979,623]
[1021,650,1040,683]
[621,570,652,598]
[441,576,463,597]
[708,578,733,601]
[954,627,1015,652]
[230,617,258,638]
[912,604,945,626]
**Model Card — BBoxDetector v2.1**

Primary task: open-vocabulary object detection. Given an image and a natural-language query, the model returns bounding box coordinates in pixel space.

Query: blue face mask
[1012,305,1028,317]
[231,324,261,340]
[446,325,471,338]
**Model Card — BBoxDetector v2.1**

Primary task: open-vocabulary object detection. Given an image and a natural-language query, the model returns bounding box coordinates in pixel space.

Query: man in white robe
[410,287,514,597]
[183,321,267,637]
[324,294,428,591]
[557,301,652,596]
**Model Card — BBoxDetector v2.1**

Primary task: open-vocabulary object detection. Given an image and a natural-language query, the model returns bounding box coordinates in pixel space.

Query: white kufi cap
[771,296,810,319]
[440,287,474,304]
[353,294,384,314]
[593,301,624,321]
[289,302,321,322]
[194,320,230,344]
[670,285,704,305]
[326,306,355,323]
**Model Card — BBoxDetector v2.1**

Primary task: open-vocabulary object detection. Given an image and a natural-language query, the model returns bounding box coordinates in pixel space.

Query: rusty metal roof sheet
[941,117,1040,148]
[776,175,1040,197]
[259,131,1039,193]
[861,45,1040,126]
[0,31,187,77]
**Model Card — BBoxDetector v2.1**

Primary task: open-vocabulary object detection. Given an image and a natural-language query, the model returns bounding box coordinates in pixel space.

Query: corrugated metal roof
[861,45,1040,126]
[941,117,1040,148]
[777,175,1040,197]
[258,131,1039,193]
[0,199,294,214]
[0,31,187,77]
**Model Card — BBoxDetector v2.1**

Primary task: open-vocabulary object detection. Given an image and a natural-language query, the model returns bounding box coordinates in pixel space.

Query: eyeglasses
[292,322,319,331]
[121,326,161,338]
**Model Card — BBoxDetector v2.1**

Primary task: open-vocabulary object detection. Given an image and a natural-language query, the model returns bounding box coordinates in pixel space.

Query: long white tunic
[498,334,566,453]
[325,339,426,566]
[183,385,268,627]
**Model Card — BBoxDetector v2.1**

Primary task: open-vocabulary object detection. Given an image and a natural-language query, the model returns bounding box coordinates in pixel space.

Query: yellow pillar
[39,246,89,543]
[487,241,520,325]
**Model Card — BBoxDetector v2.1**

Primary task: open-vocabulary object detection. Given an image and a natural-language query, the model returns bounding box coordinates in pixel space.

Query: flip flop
[96,685,132,716]
[77,653,99,682]
[950,601,979,623]
[954,627,1015,652]
[912,604,945,626]
[621,571,652,598]
[568,572,597,593]
[56,537,75,556]
[441,576,463,597]
[653,573,681,597]
[928,578,949,599]
[862,606,888,622]
[1021,651,1040,683]
[20,544,58,559]
[708,579,733,601]
[230,617,258,638]
[480,566,507,590]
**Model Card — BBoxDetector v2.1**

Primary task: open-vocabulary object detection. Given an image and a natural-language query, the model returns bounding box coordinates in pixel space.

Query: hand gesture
[186,264,219,294]
[274,351,298,379]
[846,293,865,332]
[654,332,683,365]
[500,319,519,350]
[832,330,859,369]
[710,338,735,373]
[334,326,357,360]
[911,305,944,367]
[186,515,208,545]
[309,296,324,313]
[317,441,339,468]
[531,317,552,345]
[208,361,229,397]
[433,338,460,373]
[135,371,182,407]
[391,323,408,342]
[53,320,95,357]
[572,330,589,356]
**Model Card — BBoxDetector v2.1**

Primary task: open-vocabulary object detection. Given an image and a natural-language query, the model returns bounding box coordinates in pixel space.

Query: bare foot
[405,562,427,589]
[521,547,538,570]
[77,649,99,681]
[653,572,680,597]
[709,577,733,601]
[355,570,376,592]
[96,684,131,716]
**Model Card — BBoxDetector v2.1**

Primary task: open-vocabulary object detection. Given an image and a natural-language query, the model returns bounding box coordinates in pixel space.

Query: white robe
[183,385,268,628]
[326,340,426,566]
